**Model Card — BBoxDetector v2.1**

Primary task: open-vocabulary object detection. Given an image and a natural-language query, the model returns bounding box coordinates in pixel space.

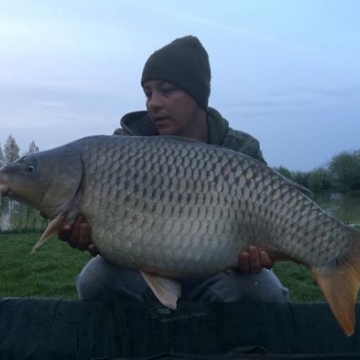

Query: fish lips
[0,183,10,196]
[0,184,10,203]
[0,173,10,196]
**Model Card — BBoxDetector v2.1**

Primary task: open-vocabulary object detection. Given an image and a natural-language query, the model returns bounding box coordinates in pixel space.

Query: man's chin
[156,124,176,136]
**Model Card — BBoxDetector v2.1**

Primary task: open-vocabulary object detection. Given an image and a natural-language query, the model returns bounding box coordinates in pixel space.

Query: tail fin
[312,229,360,336]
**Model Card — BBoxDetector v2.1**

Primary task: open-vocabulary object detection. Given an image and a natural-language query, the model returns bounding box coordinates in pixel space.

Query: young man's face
[143,80,203,139]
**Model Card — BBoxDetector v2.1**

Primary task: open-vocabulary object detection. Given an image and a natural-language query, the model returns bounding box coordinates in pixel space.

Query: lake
[312,192,360,226]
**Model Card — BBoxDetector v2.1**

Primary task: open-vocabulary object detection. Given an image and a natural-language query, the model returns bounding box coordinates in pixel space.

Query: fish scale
[1,134,360,335]
[78,137,341,272]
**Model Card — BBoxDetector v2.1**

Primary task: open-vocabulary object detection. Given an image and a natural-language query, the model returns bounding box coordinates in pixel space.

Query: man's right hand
[58,215,99,256]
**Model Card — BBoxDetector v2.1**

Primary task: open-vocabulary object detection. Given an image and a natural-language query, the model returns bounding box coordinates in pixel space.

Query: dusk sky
[0,0,359,171]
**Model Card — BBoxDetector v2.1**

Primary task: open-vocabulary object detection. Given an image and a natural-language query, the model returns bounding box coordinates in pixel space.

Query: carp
[1,135,360,336]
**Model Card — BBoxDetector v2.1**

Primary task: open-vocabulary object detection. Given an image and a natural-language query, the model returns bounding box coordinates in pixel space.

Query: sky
[0,0,359,171]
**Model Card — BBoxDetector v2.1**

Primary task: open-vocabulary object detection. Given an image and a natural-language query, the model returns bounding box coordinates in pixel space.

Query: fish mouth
[0,183,9,196]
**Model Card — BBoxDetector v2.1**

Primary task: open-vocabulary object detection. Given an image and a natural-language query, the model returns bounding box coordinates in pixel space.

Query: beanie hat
[141,35,211,109]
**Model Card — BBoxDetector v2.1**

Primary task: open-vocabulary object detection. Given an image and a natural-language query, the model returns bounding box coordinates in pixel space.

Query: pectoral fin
[31,212,68,254]
[140,271,181,310]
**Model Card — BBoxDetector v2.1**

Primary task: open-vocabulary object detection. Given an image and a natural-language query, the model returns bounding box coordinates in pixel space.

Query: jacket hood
[119,111,159,136]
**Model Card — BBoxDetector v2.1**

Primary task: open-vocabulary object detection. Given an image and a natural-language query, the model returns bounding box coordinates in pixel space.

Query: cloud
[156,7,341,58]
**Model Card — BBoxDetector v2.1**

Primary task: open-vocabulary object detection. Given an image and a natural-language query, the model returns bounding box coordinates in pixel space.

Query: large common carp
[1,135,360,336]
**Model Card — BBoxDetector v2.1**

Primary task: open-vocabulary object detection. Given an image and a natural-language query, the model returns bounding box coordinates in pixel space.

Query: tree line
[275,150,360,193]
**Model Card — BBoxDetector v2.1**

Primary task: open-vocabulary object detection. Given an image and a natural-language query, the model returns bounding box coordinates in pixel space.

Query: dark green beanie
[141,35,211,109]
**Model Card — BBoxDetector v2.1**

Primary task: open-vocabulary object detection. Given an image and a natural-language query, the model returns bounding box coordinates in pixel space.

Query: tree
[0,143,4,168]
[27,140,39,154]
[328,150,360,191]
[4,135,20,165]
[275,165,292,180]
[291,171,310,190]
[307,167,332,192]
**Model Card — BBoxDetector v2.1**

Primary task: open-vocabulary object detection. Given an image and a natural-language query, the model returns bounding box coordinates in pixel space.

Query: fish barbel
[1,135,360,336]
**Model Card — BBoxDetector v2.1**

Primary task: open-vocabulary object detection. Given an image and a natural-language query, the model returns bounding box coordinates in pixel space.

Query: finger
[238,251,250,273]
[260,250,274,269]
[66,216,84,248]
[77,222,91,251]
[58,223,72,241]
[248,246,262,274]
[88,244,100,257]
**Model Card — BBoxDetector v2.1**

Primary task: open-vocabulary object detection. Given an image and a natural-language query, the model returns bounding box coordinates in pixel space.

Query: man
[59,35,288,303]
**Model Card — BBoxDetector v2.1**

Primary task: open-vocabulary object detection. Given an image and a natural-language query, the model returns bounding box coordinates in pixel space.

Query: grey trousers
[76,256,289,303]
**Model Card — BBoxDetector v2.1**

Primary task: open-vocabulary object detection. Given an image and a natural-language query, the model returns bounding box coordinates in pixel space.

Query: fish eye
[27,165,35,172]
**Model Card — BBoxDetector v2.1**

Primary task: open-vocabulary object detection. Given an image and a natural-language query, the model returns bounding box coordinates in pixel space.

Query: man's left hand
[238,246,274,274]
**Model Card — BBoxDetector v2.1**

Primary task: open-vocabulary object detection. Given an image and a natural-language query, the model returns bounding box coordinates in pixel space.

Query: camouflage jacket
[114,107,266,164]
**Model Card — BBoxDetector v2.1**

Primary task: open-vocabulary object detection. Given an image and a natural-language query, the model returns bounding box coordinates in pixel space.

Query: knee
[76,256,150,301]
[210,269,289,303]
[76,256,111,300]
[254,269,289,303]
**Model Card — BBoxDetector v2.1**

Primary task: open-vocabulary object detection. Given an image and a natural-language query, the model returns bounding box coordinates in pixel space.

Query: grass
[0,231,331,302]
[274,262,324,302]
[0,232,90,299]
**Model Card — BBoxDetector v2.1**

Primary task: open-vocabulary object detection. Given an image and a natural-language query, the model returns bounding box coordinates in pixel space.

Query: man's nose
[148,91,163,109]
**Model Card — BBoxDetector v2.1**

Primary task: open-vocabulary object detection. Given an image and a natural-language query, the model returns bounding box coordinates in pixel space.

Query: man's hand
[58,215,99,256]
[238,245,274,274]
